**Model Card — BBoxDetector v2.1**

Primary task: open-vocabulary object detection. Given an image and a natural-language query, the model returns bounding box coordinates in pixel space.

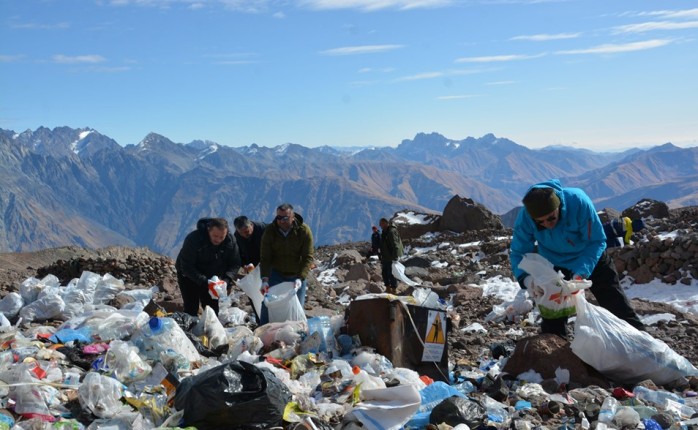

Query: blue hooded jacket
[510,179,607,284]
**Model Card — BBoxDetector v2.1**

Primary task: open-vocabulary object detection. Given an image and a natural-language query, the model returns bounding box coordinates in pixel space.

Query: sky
[1,1,697,151]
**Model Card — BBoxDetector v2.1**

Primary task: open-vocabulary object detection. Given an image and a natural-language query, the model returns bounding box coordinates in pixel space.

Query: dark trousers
[178,276,219,317]
[381,260,397,290]
[541,251,645,338]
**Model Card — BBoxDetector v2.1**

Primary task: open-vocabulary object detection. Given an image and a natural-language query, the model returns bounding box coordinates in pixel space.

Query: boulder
[440,195,504,232]
[502,334,608,388]
[345,263,371,282]
[623,199,670,220]
[392,210,440,240]
[334,250,364,267]
[598,207,621,224]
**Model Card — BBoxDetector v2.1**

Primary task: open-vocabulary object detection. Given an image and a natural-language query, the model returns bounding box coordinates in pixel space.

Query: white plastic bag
[78,372,125,418]
[392,261,418,286]
[0,292,24,320]
[237,266,264,318]
[207,276,227,300]
[18,293,66,322]
[93,274,126,304]
[518,253,591,318]
[571,293,698,385]
[105,340,152,383]
[202,306,228,350]
[264,281,307,323]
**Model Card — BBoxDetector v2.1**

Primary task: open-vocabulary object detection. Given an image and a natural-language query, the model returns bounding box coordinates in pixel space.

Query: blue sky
[1,1,697,151]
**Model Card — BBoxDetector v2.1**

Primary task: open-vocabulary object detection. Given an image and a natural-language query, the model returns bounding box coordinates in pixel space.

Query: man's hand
[260,278,269,295]
[294,278,302,291]
[244,263,255,273]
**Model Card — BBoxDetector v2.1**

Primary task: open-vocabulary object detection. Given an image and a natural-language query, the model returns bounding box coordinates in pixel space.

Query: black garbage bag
[174,360,292,430]
[429,396,485,428]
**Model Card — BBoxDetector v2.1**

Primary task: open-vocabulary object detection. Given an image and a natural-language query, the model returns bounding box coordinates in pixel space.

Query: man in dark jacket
[259,203,314,325]
[379,217,403,294]
[369,226,381,258]
[175,217,241,316]
[603,217,645,248]
[233,216,267,270]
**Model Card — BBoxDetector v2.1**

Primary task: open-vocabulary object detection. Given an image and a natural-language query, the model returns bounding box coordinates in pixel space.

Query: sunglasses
[275,215,290,221]
[535,214,558,225]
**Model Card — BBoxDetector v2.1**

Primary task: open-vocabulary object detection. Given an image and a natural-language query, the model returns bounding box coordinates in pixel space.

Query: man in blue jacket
[510,180,644,338]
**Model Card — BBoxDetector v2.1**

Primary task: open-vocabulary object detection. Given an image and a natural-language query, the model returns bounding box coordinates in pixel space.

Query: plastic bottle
[633,386,685,407]
[598,396,619,424]
[133,317,200,364]
[580,412,590,430]
[352,366,386,390]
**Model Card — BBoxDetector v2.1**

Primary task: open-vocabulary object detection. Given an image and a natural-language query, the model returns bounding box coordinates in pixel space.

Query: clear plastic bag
[78,372,125,418]
[571,294,698,385]
[0,292,24,320]
[392,261,418,286]
[105,340,152,383]
[237,266,264,318]
[264,282,307,323]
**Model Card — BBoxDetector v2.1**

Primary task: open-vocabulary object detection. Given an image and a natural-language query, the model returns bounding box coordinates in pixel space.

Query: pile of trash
[1,264,698,430]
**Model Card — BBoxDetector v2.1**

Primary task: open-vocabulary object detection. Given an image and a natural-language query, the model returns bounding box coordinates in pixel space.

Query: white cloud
[614,21,698,33]
[53,54,107,64]
[11,22,70,30]
[320,44,404,55]
[636,8,698,20]
[214,60,257,65]
[272,11,286,18]
[437,94,479,100]
[396,71,444,81]
[0,55,24,63]
[556,39,672,55]
[299,0,453,11]
[358,67,395,73]
[511,32,580,41]
[189,2,205,9]
[455,53,544,63]
[395,68,487,81]
[485,80,515,85]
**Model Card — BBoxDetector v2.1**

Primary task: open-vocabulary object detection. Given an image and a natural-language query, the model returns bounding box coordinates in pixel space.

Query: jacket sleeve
[569,197,606,278]
[178,235,208,287]
[259,228,272,279]
[299,226,314,280]
[510,210,537,286]
[224,238,242,282]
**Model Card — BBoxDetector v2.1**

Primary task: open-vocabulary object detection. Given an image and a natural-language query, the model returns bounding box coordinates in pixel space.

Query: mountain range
[1,126,696,256]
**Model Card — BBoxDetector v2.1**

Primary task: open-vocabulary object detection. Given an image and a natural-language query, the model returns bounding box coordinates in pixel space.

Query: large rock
[345,263,371,282]
[440,195,504,232]
[334,250,364,267]
[623,199,670,220]
[597,207,621,224]
[392,211,440,240]
[502,334,609,388]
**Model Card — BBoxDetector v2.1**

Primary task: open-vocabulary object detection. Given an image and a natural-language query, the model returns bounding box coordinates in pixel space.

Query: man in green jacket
[379,217,404,294]
[258,203,314,325]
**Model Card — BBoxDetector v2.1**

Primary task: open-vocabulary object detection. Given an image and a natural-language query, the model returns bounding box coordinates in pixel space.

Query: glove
[260,279,269,295]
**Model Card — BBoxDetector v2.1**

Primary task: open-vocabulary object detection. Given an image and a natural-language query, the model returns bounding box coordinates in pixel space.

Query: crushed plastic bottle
[598,396,619,424]
[633,386,685,407]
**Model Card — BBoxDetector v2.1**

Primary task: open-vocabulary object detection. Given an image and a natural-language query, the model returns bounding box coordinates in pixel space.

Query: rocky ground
[0,203,697,428]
